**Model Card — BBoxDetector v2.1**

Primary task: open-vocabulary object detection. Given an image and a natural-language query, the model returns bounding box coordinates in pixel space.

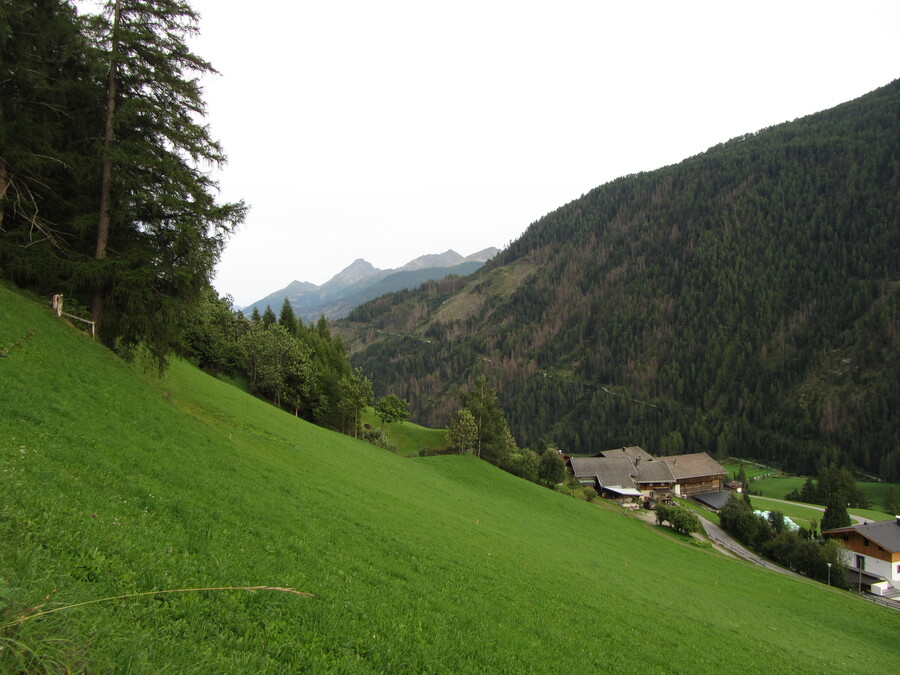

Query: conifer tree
[261,305,277,327]
[0,0,100,285]
[85,0,246,365]
[279,298,298,335]
[820,493,851,531]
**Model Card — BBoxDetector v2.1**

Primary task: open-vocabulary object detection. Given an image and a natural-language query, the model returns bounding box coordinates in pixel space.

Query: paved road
[695,514,802,577]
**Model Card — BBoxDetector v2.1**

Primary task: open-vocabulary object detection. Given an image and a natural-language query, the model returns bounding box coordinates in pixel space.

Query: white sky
[179,1,897,304]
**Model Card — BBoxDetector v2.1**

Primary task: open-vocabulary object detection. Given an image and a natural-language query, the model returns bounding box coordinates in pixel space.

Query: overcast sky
[177,0,899,306]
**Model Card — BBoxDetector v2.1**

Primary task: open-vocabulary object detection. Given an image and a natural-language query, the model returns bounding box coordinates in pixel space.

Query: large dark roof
[594,457,639,492]
[824,517,900,553]
[568,457,605,480]
[659,453,727,480]
[693,491,733,510]
[635,461,675,484]
[600,446,654,463]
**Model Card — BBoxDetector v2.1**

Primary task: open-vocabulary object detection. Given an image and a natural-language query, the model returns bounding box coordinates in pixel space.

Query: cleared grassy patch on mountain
[2,282,899,672]
[360,408,449,456]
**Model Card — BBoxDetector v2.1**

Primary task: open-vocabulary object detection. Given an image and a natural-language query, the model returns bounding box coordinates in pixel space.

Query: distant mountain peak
[242,247,497,318]
[398,250,463,272]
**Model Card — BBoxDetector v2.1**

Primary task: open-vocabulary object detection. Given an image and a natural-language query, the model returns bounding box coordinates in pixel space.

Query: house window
[855,555,865,570]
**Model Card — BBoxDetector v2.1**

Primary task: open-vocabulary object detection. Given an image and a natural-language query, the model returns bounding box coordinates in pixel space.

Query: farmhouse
[823,516,900,597]
[567,450,679,507]
[566,448,725,506]
[658,453,727,497]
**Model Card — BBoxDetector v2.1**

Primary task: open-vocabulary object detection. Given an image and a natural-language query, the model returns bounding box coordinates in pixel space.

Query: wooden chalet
[823,516,900,597]
[658,453,726,497]
[567,453,675,507]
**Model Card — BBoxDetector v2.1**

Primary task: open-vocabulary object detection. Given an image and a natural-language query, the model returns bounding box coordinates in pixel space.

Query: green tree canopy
[447,408,478,454]
[374,394,410,428]
[261,305,277,327]
[459,376,517,465]
[86,0,246,366]
[820,493,852,532]
[0,0,246,371]
[279,298,298,335]
[537,449,565,485]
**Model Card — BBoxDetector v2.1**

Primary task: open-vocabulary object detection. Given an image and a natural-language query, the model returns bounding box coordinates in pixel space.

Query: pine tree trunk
[92,0,121,327]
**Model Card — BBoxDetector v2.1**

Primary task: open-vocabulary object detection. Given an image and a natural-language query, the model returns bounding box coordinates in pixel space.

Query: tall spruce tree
[0,0,101,286]
[820,493,852,531]
[279,298,298,335]
[84,0,245,366]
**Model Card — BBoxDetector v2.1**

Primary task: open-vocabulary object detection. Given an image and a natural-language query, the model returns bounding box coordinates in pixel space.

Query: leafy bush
[655,504,701,535]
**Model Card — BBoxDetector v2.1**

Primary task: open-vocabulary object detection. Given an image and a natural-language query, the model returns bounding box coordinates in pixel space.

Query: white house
[823,516,900,596]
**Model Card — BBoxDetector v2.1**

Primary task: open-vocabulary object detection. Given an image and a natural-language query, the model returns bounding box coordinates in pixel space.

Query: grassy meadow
[360,408,449,456]
[2,282,899,672]
[749,476,896,518]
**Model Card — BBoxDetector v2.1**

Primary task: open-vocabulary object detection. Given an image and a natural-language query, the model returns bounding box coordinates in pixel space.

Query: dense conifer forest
[341,80,900,479]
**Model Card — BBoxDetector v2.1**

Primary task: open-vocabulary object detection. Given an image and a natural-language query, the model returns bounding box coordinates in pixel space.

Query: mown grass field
[2,282,899,672]
[722,459,780,481]
[750,475,897,517]
[360,408,449,456]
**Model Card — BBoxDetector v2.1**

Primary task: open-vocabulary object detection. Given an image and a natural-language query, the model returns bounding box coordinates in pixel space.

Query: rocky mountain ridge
[243,247,498,321]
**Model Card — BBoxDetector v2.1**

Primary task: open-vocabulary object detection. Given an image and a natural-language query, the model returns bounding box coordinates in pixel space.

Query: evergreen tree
[882,486,900,516]
[261,305,277,327]
[820,493,851,531]
[736,464,749,492]
[798,477,820,504]
[84,0,246,366]
[0,0,101,288]
[279,297,297,335]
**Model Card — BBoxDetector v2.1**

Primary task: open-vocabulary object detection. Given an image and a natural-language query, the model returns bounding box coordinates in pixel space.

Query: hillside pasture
[752,475,899,516]
[2,282,899,672]
[360,407,449,456]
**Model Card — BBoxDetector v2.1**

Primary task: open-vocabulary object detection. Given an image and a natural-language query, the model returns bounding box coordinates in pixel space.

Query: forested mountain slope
[340,80,900,478]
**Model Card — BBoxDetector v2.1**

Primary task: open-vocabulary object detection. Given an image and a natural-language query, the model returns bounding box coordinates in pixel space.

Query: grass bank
[2,282,899,672]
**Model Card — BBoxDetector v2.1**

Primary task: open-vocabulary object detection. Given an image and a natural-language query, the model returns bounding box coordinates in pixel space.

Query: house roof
[658,453,727,480]
[568,457,606,480]
[600,446,654,463]
[634,461,675,484]
[594,457,639,492]
[823,517,900,553]
[693,491,734,510]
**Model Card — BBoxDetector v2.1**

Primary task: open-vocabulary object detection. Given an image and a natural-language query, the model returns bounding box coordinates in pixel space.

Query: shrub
[656,504,701,536]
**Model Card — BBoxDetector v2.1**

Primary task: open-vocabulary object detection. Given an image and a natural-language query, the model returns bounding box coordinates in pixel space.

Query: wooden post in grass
[53,293,96,339]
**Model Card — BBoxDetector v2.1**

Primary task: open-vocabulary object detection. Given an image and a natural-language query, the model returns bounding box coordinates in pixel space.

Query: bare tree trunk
[91,0,121,328]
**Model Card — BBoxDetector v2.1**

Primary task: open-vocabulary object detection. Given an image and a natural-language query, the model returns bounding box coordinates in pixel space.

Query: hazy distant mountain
[243,248,498,321]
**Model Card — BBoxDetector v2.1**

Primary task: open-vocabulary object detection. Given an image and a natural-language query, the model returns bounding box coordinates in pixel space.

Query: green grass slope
[2,282,898,672]
[360,408,449,456]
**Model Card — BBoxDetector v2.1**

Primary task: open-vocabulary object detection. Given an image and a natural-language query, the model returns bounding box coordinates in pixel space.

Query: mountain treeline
[0,0,245,368]
[341,81,900,479]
